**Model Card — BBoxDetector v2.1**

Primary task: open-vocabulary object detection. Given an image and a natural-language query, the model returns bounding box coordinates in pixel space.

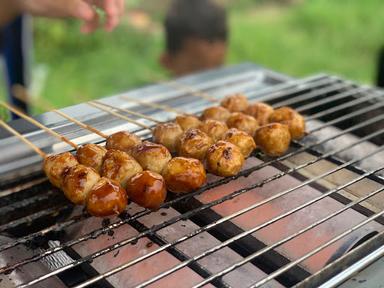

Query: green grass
[1,0,383,112]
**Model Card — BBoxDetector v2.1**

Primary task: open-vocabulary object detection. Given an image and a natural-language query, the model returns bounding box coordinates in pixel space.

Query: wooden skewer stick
[0,120,46,158]
[120,95,183,115]
[12,85,109,139]
[88,101,153,131]
[0,101,78,149]
[93,101,162,124]
[162,80,218,103]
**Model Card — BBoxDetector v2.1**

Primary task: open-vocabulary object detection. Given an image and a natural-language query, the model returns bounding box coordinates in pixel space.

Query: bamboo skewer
[0,101,78,149]
[88,101,153,131]
[92,101,162,124]
[120,96,183,114]
[12,85,109,139]
[163,80,218,103]
[0,120,46,158]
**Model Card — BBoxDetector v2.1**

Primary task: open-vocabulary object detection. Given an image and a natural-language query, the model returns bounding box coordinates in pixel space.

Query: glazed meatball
[152,122,183,153]
[105,131,142,154]
[131,141,172,174]
[43,152,79,188]
[254,123,291,157]
[200,106,231,122]
[178,128,214,160]
[206,141,245,177]
[198,119,228,142]
[162,157,206,193]
[223,128,256,158]
[269,107,306,140]
[220,93,249,112]
[76,144,107,173]
[175,114,202,131]
[226,112,259,137]
[245,102,274,126]
[86,177,127,217]
[62,164,100,205]
[101,149,143,188]
[126,170,167,210]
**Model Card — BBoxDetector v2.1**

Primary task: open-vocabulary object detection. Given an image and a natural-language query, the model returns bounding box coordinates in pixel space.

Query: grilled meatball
[105,131,142,154]
[101,149,143,188]
[175,114,202,131]
[62,164,100,205]
[152,122,183,153]
[223,128,256,158]
[43,152,79,188]
[86,177,127,217]
[76,144,107,173]
[200,106,231,122]
[126,170,167,210]
[178,128,214,160]
[269,107,306,140]
[245,102,274,126]
[226,112,259,137]
[198,119,228,142]
[221,93,249,112]
[131,141,172,174]
[162,157,206,193]
[254,123,291,157]
[206,141,244,177]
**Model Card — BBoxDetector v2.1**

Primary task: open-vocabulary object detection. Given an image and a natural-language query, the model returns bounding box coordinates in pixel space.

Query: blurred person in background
[377,47,384,88]
[160,0,228,76]
[0,0,124,117]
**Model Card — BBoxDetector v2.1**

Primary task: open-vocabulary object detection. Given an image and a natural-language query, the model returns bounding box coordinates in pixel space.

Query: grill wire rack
[0,65,384,288]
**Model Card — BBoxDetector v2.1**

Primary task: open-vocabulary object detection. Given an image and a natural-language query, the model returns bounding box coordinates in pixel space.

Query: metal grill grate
[0,66,384,288]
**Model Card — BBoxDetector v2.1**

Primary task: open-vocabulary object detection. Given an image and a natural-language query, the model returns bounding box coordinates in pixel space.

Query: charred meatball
[152,122,183,153]
[221,93,249,112]
[223,128,256,158]
[101,149,143,188]
[43,152,79,188]
[175,114,202,131]
[86,177,127,217]
[206,141,244,177]
[178,128,214,160]
[105,131,142,154]
[198,119,228,142]
[131,141,172,174]
[62,164,100,205]
[76,144,107,173]
[226,112,259,137]
[200,106,231,122]
[245,102,274,126]
[254,123,291,157]
[269,107,306,140]
[162,157,206,193]
[126,170,167,210]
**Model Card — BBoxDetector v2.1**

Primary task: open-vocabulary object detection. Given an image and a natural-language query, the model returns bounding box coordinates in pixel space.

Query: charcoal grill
[0,63,384,287]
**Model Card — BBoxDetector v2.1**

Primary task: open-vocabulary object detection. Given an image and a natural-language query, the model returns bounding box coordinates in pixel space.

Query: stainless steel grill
[0,63,384,287]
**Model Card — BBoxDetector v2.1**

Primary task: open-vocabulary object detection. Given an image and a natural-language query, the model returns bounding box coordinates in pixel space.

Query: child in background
[160,0,228,76]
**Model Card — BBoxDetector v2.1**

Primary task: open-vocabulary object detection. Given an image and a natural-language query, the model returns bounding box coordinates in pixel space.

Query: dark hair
[164,0,228,54]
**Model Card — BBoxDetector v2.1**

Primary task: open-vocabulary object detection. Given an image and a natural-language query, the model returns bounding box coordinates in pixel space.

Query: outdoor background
[1,0,383,112]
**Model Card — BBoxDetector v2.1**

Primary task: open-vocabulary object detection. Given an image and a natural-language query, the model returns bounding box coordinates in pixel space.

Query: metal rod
[15,132,384,287]
[87,101,153,131]
[93,100,162,123]
[120,95,182,114]
[163,80,218,103]
[272,81,353,109]
[0,120,46,158]
[0,101,78,149]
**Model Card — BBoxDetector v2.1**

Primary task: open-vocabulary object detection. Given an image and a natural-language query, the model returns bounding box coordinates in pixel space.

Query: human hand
[15,0,124,33]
